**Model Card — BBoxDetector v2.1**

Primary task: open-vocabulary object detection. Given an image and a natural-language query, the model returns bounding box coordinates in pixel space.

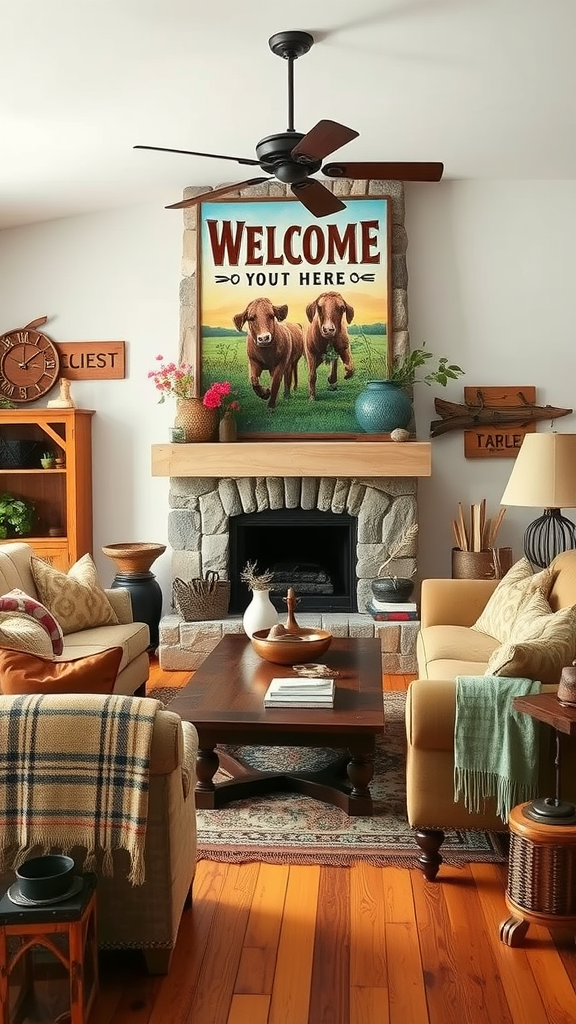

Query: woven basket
[173,572,230,621]
[451,547,513,580]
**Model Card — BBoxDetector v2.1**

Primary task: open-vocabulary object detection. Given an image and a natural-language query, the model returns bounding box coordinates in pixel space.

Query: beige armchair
[0,698,198,974]
[406,551,576,881]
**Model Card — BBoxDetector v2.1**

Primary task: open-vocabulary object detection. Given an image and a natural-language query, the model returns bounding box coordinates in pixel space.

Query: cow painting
[304,291,355,400]
[233,297,303,411]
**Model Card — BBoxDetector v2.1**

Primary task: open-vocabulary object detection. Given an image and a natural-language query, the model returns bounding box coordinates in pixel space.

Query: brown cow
[304,291,355,401]
[233,297,303,410]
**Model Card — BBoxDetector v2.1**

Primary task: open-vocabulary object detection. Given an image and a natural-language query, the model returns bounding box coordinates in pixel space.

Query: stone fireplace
[154,177,432,673]
[154,443,430,672]
[167,474,417,614]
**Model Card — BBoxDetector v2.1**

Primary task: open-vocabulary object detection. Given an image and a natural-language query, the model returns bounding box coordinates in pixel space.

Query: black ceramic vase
[371,577,414,603]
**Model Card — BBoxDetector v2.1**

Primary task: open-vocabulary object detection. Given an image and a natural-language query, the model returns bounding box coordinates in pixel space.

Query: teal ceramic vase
[354,380,413,434]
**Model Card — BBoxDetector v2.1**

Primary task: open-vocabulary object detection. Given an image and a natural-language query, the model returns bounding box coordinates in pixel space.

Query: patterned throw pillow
[471,557,554,643]
[511,590,576,644]
[0,589,64,655]
[30,554,119,635]
[486,634,575,686]
[485,590,576,685]
[0,646,123,695]
[0,611,54,658]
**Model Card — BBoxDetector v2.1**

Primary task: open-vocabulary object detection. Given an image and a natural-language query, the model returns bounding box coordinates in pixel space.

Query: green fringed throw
[454,675,541,823]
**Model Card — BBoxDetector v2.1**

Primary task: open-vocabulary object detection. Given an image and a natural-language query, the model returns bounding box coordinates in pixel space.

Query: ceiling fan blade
[290,120,359,164]
[291,179,346,218]
[322,161,444,182]
[166,178,270,210]
[134,144,260,167]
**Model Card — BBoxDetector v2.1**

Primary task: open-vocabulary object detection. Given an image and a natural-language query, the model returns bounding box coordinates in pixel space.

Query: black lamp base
[523,508,576,568]
[523,797,576,825]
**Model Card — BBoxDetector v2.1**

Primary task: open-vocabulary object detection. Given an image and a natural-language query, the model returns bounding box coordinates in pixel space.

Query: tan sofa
[406,550,576,880]
[0,700,199,974]
[0,541,149,695]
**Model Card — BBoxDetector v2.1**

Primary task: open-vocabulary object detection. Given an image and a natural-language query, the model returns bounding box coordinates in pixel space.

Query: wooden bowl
[251,627,333,666]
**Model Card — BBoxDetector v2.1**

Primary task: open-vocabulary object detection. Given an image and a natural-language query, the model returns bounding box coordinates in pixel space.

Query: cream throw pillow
[511,590,576,643]
[471,557,553,643]
[0,611,54,658]
[31,554,119,635]
[487,637,575,685]
[486,594,576,684]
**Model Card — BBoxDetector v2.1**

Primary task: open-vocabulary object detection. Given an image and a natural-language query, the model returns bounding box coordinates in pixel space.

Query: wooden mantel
[151,440,432,478]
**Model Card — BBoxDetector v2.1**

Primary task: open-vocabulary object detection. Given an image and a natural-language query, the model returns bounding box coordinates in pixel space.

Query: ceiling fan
[134,30,443,219]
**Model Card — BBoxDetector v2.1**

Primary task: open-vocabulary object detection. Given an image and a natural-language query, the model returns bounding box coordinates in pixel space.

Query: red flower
[202,381,240,415]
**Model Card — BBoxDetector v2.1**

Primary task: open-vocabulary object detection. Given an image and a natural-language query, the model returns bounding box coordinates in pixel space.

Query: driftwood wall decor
[430,386,573,458]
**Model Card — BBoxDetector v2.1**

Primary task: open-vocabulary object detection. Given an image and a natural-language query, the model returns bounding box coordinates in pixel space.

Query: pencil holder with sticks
[451,499,511,579]
[451,546,513,580]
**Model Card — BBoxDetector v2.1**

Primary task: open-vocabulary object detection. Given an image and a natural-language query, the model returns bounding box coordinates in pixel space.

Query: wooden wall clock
[0,316,60,403]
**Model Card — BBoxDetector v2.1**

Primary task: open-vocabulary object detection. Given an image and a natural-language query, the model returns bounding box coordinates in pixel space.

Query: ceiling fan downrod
[268,30,314,135]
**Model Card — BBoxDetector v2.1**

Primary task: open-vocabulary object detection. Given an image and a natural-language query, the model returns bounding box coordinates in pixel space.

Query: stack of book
[366,599,419,621]
[264,677,335,708]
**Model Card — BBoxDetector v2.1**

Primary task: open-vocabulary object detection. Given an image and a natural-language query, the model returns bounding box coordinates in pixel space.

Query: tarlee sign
[463,386,536,459]
[55,341,125,380]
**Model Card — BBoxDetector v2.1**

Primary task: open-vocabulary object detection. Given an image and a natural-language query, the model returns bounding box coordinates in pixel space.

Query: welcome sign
[196,196,391,438]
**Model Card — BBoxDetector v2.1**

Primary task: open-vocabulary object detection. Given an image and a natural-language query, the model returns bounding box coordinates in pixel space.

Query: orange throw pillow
[0,647,124,696]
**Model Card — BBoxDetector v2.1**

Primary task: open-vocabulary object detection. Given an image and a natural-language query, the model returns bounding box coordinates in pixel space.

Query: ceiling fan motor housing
[255,133,322,183]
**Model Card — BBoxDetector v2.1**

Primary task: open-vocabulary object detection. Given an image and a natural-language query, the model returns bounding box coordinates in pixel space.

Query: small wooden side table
[499,693,576,947]
[0,874,98,1024]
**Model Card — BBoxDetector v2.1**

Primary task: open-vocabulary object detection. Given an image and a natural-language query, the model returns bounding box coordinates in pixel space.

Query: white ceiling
[1,0,575,230]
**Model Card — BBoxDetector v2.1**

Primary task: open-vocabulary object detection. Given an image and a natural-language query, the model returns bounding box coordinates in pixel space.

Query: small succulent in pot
[40,450,56,468]
[372,523,418,603]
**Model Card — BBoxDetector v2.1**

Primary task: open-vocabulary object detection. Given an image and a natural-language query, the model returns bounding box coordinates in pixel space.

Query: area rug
[151,686,508,867]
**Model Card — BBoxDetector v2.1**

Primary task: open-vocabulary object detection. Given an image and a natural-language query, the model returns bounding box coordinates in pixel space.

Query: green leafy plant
[384,343,464,387]
[41,451,54,460]
[0,494,35,538]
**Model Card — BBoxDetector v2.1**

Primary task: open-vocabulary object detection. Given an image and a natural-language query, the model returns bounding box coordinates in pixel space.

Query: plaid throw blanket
[0,693,162,885]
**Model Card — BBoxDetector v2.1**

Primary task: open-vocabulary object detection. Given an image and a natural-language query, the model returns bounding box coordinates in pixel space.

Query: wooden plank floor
[89,660,576,1024]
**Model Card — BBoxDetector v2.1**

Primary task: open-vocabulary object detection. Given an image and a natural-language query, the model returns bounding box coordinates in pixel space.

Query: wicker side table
[500,802,576,946]
[499,692,576,947]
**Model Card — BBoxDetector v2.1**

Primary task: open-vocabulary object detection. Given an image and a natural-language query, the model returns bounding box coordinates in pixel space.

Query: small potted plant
[355,343,464,434]
[372,523,419,603]
[0,493,35,539]
[40,451,56,469]
[239,560,279,637]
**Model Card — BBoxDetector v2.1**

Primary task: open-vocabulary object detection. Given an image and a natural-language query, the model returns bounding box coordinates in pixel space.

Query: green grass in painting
[201,332,387,435]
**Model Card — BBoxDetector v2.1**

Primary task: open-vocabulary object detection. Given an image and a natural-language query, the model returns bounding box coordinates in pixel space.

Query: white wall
[1,181,575,607]
[0,204,182,604]
[407,180,576,582]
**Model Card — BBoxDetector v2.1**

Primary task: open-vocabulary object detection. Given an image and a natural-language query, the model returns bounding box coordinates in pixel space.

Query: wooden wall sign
[55,341,125,380]
[464,386,536,459]
[431,386,573,458]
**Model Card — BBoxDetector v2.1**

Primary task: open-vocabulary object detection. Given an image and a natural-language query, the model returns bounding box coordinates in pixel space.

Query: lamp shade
[501,433,576,509]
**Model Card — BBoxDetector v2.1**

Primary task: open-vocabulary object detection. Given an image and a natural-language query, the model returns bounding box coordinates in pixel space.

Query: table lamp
[501,432,576,568]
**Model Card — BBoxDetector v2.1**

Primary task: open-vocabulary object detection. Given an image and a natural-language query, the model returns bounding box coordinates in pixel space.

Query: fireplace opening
[229,508,358,614]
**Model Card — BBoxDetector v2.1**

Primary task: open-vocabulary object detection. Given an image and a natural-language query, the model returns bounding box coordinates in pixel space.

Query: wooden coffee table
[167,634,385,815]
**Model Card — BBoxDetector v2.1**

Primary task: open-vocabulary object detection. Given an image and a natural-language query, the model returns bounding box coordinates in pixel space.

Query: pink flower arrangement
[203,381,241,417]
[148,355,195,403]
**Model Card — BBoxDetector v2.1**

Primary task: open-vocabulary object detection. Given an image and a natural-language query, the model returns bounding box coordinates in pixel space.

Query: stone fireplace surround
[157,464,426,674]
[156,176,431,673]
